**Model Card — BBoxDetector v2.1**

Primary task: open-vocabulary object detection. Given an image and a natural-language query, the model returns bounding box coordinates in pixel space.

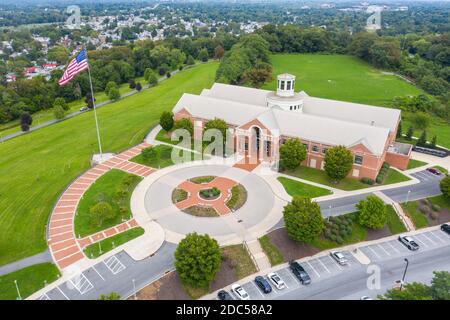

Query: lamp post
[400,258,409,291]
[405,190,411,204]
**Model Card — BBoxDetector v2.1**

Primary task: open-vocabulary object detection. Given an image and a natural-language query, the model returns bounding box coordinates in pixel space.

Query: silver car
[267,272,286,290]
[398,236,419,251]
[330,251,348,265]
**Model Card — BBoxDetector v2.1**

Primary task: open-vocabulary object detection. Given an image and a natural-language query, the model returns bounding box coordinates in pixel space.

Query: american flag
[58,50,89,86]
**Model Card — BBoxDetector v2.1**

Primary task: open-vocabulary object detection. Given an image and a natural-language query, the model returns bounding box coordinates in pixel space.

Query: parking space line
[366,246,381,259]
[69,273,94,295]
[432,230,450,241]
[250,281,265,299]
[385,241,400,253]
[421,233,437,245]
[317,257,331,273]
[37,293,51,300]
[377,244,391,256]
[103,255,126,275]
[413,236,428,248]
[280,269,298,287]
[427,231,444,243]
[327,255,343,270]
[306,261,320,278]
[92,266,105,281]
[56,286,70,300]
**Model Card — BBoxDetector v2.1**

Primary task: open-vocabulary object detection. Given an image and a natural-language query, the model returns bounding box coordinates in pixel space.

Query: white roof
[173,83,403,155]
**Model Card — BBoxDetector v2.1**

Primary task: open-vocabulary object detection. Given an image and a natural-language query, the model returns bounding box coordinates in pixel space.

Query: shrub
[90,202,114,227]
[339,229,347,237]
[440,176,450,198]
[332,228,340,236]
[432,204,441,212]
[420,199,430,206]
[331,223,339,231]
[335,236,344,244]
[346,226,353,234]
[159,111,174,131]
[330,234,337,242]
[361,177,375,185]
[419,205,431,215]
[430,211,439,220]
[376,174,384,184]
[173,118,194,135]
[166,72,171,78]
[382,162,390,169]
[324,229,332,239]
[142,147,158,160]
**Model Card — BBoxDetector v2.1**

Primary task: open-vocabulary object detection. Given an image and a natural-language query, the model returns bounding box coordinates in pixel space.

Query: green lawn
[0,62,218,266]
[277,176,332,198]
[221,245,258,280]
[0,263,60,300]
[407,159,428,170]
[84,227,145,259]
[130,144,193,169]
[383,168,412,185]
[74,169,142,238]
[258,235,284,266]
[265,54,422,106]
[283,166,410,191]
[386,205,407,234]
[428,195,450,210]
[434,166,449,174]
[401,201,429,229]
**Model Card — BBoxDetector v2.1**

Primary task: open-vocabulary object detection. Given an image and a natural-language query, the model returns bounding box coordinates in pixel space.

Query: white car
[267,272,286,290]
[79,106,89,112]
[231,284,250,300]
[330,251,348,265]
[398,235,419,251]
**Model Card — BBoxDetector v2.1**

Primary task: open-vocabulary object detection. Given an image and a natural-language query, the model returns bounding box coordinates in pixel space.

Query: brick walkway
[233,155,261,172]
[175,177,238,215]
[47,142,152,270]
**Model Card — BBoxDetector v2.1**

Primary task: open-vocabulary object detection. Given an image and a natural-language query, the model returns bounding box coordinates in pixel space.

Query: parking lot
[227,251,361,300]
[220,227,450,300]
[360,228,450,262]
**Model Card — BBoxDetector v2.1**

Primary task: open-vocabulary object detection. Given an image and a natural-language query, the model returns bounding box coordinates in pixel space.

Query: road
[212,227,450,300]
[319,169,443,217]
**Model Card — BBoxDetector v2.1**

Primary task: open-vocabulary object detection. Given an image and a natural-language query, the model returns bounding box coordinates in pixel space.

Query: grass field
[277,176,332,198]
[75,169,142,237]
[386,205,407,234]
[401,201,429,229]
[0,62,218,266]
[407,159,428,170]
[264,54,449,149]
[0,263,60,300]
[84,227,145,259]
[258,235,284,266]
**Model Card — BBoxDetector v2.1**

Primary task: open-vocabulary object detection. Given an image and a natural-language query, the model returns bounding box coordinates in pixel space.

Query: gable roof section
[203,83,271,106]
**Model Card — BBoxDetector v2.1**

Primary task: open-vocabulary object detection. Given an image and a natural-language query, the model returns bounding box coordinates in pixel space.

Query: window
[290,106,293,110]
[244,142,248,151]
[312,145,319,153]
[322,148,328,154]
[280,81,285,90]
[287,81,291,90]
[265,141,271,157]
[354,155,363,165]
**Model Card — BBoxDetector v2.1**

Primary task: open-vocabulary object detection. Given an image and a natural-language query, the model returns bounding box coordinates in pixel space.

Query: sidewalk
[374,191,415,232]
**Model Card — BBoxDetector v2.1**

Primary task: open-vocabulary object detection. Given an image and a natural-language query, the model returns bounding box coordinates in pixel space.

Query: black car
[289,260,311,285]
[254,276,272,294]
[217,290,233,300]
[441,224,450,235]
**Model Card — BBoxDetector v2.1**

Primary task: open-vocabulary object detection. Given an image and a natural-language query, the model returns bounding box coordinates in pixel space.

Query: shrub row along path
[175,177,238,215]
[48,142,152,270]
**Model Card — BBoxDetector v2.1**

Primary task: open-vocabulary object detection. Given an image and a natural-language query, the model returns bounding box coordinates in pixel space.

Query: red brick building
[173,74,411,180]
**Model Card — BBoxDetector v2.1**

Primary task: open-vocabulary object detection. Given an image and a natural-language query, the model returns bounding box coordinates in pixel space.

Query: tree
[243,62,273,88]
[214,45,225,60]
[53,97,68,111]
[357,195,387,229]
[410,112,431,131]
[417,131,427,147]
[440,175,450,198]
[380,271,450,300]
[406,126,414,140]
[105,81,118,96]
[279,138,307,171]
[20,112,32,132]
[174,118,194,135]
[108,87,121,101]
[174,233,221,288]
[135,82,142,92]
[186,55,195,65]
[98,292,121,300]
[198,48,209,62]
[396,121,402,138]
[160,111,174,131]
[90,202,114,227]
[324,146,353,182]
[53,105,66,120]
[430,135,437,149]
[129,79,136,89]
[283,196,324,243]
[147,70,158,86]
[85,93,95,109]
[204,118,228,141]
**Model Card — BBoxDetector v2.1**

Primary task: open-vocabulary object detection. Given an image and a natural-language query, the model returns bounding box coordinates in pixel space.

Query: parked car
[426,167,441,175]
[289,260,311,285]
[267,272,286,290]
[330,251,348,265]
[79,106,89,112]
[360,296,373,300]
[217,290,233,300]
[254,276,272,294]
[441,223,450,235]
[231,284,250,300]
[398,235,419,251]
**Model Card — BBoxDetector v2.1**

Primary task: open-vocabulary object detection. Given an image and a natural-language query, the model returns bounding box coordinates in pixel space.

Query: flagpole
[86,58,103,158]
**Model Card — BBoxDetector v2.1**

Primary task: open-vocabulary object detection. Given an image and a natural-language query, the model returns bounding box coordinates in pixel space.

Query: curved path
[47,142,154,270]
[131,162,285,245]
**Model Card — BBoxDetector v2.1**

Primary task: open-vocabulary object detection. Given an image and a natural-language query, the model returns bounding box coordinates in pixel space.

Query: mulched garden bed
[134,272,191,300]
[266,228,321,261]
[365,225,392,241]
[183,205,219,217]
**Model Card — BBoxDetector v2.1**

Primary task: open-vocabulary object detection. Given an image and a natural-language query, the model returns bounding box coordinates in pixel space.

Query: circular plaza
[130,163,283,245]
